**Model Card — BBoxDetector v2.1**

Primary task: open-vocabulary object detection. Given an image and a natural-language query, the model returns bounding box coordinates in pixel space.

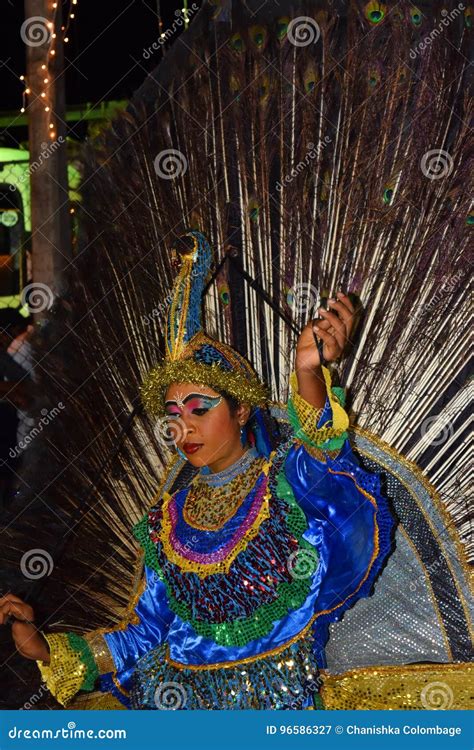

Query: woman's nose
[180,416,196,436]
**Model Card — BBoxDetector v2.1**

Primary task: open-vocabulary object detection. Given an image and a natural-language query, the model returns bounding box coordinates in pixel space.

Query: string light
[19,0,79,141]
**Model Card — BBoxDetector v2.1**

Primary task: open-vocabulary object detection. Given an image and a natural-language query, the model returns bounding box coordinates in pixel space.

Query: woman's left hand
[295,291,356,371]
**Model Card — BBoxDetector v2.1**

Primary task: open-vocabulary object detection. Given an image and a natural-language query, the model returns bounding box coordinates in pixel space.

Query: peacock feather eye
[364,2,387,25]
[285,285,295,308]
[230,33,245,53]
[276,16,290,42]
[218,282,230,305]
[368,64,381,88]
[410,7,423,26]
[249,25,267,51]
[465,7,472,29]
[248,199,260,222]
[303,64,319,94]
[466,212,474,226]
[392,8,404,26]
[383,184,394,205]
[320,170,331,201]
[398,65,409,82]
[258,74,272,105]
[229,73,241,97]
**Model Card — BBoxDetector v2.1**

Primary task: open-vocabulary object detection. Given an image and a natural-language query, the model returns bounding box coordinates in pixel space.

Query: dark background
[1,0,202,147]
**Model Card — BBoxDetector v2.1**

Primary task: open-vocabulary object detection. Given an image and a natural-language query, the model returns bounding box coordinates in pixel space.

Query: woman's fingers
[0,599,34,625]
[324,294,356,341]
[314,325,340,358]
[336,291,355,311]
[312,317,331,332]
[0,594,26,605]
[317,308,346,347]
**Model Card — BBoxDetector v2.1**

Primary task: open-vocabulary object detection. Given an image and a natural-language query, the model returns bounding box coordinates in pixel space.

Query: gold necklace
[183,455,268,531]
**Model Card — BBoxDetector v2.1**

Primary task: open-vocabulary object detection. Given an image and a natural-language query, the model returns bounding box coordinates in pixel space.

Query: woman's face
[163,382,250,471]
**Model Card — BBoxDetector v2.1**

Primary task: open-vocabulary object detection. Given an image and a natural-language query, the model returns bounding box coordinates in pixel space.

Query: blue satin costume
[96,391,395,710]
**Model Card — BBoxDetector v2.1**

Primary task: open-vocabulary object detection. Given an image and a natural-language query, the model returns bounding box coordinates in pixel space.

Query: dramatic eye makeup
[165,393,222,417]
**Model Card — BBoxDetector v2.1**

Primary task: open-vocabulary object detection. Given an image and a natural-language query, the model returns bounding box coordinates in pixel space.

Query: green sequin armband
[36,632,99,707]
[287,368,349,451]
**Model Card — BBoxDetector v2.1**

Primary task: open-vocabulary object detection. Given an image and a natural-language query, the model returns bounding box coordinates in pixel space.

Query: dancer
[1,1,471,711]
[4,231,395,709]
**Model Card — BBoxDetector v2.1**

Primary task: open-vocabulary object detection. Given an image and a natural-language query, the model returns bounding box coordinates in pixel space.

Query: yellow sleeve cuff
[36,633,89,707]
[289,365,349,448]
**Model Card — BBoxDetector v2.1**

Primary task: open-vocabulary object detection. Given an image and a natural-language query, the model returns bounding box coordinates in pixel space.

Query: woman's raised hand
[0,594,50,663]
[295,291,356,371]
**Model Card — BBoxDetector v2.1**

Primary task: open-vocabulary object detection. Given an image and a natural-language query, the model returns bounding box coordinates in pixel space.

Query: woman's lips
[182,443,203,455]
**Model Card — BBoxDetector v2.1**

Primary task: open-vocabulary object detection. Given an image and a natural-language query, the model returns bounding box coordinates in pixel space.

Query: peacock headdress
[140,231,269,417]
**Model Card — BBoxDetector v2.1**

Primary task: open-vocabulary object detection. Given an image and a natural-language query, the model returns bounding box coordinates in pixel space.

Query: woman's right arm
[1,564,174,707]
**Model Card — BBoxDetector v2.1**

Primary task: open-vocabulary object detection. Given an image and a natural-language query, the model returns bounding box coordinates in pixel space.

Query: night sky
[2,0,201,147]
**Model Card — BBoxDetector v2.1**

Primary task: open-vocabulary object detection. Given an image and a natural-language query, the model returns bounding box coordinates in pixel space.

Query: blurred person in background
[0,309,33,506]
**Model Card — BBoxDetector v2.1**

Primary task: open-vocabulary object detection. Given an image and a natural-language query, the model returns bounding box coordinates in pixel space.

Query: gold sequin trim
[68,691,127,710]
[289,366,350,448]
[158,472,272,578]
[320,662,473,709]
[183,455,269,530]
[293,438,342,463]
[36,633,88,707]
[165,623,312,670]
[83,631,115,675]
[141,331,269,418]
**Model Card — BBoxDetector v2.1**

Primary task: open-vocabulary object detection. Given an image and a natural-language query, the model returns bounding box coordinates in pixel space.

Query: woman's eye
[192,408,208,416]
[166,413,180,420]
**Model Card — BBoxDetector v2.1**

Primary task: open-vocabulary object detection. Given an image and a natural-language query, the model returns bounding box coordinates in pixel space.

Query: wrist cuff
[288,365,349,450]
[36,632,98,707]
